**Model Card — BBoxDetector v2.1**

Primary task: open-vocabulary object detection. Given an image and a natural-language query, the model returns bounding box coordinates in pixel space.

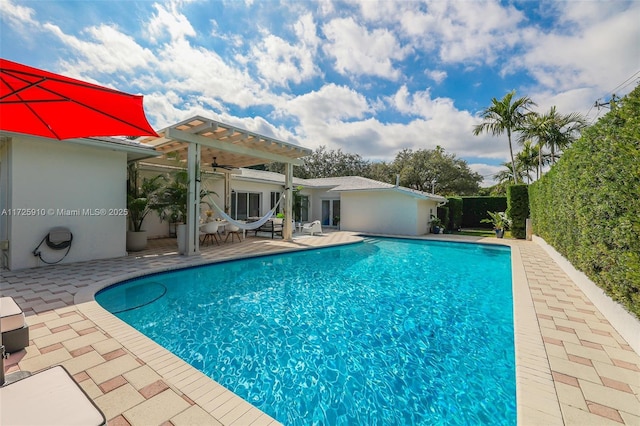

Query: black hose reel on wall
[33,227,73,264]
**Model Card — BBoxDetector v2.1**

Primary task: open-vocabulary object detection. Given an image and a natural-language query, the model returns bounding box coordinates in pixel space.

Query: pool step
[361,237,381,245]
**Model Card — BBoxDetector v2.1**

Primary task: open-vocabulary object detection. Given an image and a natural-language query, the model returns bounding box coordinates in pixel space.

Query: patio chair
[0,365,106,425]
[302,220,322,236]
[200,222,220,246]
[224,223,243,243]
[252,218,283,239]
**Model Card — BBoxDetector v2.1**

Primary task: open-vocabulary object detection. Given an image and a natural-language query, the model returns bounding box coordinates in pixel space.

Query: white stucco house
[1,116,446,271]
[138,167,447,239]
[0,133,158,270]
[306,176,446,236]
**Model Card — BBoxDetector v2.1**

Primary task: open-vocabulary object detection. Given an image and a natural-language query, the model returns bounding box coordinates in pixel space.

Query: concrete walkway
[1,233,638,425]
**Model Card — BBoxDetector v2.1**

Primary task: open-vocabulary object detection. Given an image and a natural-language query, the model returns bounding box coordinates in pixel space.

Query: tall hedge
[437,206,449,231]
[529,85,640,318]
[447,197,463,230]
[461,197,507,228]
[506,185,529,239]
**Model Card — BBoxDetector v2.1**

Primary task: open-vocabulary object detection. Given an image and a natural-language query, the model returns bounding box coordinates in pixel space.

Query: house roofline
[332,186,447,202]
[0,131,160,162]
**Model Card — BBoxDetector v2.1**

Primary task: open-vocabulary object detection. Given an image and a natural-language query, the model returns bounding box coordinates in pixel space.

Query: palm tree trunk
[507,129,519,184]
[538,142,542,180]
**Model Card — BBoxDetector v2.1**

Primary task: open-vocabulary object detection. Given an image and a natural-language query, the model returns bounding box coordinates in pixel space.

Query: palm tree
[473,90,536,184]
[516,141,539,183]
[494,160,530,188]
[544,106,588,164]
[518,112,549,179]
[519,106,588,177]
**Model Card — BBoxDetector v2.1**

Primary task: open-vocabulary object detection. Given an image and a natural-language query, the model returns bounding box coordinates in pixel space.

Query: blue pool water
[97,238,515,425]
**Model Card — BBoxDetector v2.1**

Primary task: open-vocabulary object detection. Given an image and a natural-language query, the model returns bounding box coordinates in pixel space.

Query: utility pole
[594,94,618,110]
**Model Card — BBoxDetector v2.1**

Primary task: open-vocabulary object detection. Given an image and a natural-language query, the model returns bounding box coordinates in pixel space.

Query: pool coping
[9,233,637,423]
[71,235,557,425]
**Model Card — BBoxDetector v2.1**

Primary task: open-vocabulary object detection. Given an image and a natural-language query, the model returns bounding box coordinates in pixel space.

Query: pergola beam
[166,128,306,166]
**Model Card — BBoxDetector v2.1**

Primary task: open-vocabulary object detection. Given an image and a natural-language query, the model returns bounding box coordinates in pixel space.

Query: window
[270,191,281,214]
[231,191,261,220]
[297,195,309,222]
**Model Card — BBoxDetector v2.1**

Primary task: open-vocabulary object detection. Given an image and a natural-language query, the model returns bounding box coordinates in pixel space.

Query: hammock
[204,192,285,230]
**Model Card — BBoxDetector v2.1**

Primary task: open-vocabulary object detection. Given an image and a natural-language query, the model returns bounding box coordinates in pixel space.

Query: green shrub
[437,206,449,231]
[530,85,640,318]
[506,184,529,239]
[461,197,507,228]
[447,197,463,230]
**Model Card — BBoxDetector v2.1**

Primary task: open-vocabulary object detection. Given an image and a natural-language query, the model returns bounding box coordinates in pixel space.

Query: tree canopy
[264,145,482,195]
[385,147,482,195]
[264,146,370,178]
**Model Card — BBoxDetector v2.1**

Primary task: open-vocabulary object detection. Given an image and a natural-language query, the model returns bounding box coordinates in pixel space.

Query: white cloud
[146,1,196,43]
[249,14,321,87]
[152,38,271,109]
[355,0,408,24]
[43,23,158,79]
[513,3,640,97]
[528,88,598,119]
[398,0,524,64]
[284,83,371,126]
[321,17,411,80]
[389,85,463,123]
[555,0,632,29]
[0,0,37,30]
[425,69,447,84]
[4,0,634,185]
[468,163,504,187]
[282,83,508,165]
[295,12,321,48]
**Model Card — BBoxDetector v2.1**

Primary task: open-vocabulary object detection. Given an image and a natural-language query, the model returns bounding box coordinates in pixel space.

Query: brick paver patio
[1,232,639,425]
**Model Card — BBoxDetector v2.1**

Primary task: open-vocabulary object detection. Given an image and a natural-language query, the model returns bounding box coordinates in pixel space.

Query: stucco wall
[340,191,436,236]
[307,188,337,225]
[417,198,436,235]
[231,178,285,216]
[6,136,128,270]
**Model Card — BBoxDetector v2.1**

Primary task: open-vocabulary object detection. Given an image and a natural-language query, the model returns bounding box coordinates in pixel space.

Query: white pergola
[139,116,312,255]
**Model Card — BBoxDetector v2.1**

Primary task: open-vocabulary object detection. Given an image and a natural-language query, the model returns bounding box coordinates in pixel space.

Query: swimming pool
[97,238,515,425]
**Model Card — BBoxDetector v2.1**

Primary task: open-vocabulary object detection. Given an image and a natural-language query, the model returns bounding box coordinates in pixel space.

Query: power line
[589,107,604,125]
[583,102,595,121]
[588,69,639,122]
[615,76,640,94]
[607,69,640,95]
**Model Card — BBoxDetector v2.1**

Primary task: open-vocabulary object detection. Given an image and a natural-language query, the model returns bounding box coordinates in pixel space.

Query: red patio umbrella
[0,58,158,140]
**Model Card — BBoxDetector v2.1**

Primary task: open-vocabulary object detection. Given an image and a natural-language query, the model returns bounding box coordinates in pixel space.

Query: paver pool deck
[1,232,639,425]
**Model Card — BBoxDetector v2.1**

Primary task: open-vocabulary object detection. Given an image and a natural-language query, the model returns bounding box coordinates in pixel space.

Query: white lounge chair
[0,365,106,425]
[302,220,322,236]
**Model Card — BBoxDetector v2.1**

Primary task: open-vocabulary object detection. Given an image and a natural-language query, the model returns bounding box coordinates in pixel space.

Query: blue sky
[2,0,639,186]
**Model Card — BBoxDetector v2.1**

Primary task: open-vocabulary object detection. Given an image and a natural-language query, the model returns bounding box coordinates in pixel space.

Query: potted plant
[481,211,511,238]
[126,163,165,251]
[430,215,443,234]
[156,169,214,253]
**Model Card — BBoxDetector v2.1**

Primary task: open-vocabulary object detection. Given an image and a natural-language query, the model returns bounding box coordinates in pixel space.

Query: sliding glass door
[231,192,261,220]
[321,199,340,227]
